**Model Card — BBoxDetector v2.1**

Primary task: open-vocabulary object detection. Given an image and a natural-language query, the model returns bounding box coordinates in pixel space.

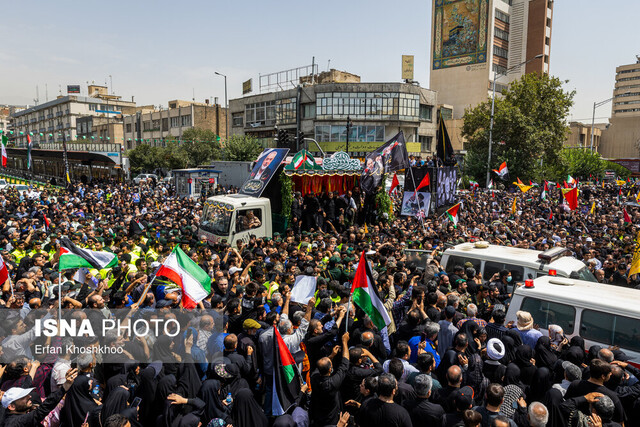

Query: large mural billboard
[433,0,489,70]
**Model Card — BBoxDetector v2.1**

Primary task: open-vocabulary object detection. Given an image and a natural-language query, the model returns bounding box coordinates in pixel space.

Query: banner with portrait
[435,166,458,208]
[239,148,290,197]
[400,191,431,217]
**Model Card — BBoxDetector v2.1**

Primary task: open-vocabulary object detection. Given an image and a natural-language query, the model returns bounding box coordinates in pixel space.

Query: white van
[440,242,596,285]
[505,276,640,367]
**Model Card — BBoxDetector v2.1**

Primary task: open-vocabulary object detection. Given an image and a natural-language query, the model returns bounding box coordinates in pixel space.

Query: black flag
[361,131,409,194]
[436,111,455,166]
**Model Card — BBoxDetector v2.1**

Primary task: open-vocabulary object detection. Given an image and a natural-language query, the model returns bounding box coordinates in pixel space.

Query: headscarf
[459,320,480,355]
[588,345,603,362]
[500,384,524,418]
[534,337,558,370]
[505,328,523,347]
[547,324,564,350]
[564,346,586,367]
[528,367,553,403]
[198,379,229,425]
[504,363,525,391]
[101,386,130,421]
[60,375,101,427]
[569,336,585,351]
[501,335,518,365]
[230,388,268,427]
[514,345,537,386]
[273,414,297,427]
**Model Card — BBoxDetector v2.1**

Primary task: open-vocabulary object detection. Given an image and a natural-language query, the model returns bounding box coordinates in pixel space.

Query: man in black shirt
[356,373,413,427]
[403,374,444,427]
[564,359,626,424]
[310,332,350,426]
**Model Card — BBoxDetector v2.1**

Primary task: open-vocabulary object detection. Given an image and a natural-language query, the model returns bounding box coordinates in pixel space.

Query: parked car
[0,179,7,190]
[133,173,158,184]
[163,173,173,184]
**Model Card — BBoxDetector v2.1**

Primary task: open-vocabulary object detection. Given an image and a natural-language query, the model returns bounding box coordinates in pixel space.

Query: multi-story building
[11,85,138,146]
[599,57,640,160]
[566,122,603,151]
[430,0,553,119]
[122,100,227,150]
[229,70,438,157]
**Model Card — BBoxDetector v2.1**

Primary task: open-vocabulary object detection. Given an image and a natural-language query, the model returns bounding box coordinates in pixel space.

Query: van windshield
[571,267,597,283]
[200,201,233,235]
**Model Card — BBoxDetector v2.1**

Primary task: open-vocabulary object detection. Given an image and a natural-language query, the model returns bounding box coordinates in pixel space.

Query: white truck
[199,194,275,245]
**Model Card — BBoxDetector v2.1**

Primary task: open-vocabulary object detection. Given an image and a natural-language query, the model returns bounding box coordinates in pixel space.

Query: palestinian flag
[624,208,632,223]
[567,175,576,187]
[350,251,392,331]
[1,134,7,167]
[492,161,508,179]
[541,181,549,200]
[488,179,494,189]
[43,214,51,232]
[272,325,301,416]
[155,246,211,309]
[129,218,145,237]
[59,237,118,270]
[446,202,461,226]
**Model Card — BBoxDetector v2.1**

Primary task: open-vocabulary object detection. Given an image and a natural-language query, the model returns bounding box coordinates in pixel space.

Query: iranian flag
[350,251,392,331]
[155,246,211,309]
[1,134,7,167]
[59,237,118,270]
[446,202,461,226]
[272,325,301,416]
[291,151,314,170]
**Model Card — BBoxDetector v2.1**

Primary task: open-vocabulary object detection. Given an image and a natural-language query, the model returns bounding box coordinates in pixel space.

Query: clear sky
[2,0,639,124]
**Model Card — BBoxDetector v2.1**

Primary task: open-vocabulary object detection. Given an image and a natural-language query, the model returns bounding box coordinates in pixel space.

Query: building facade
[599,57,640,159]
[122,100,227,150]
[566,121,602,151]
[430,0,553,119]
[11,85,138,147]
[229,79,438,157]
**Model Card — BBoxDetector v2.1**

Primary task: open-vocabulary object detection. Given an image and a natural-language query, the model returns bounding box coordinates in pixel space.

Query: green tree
[462,73,575,184]
[223,135,264,161]
[126,144,165,174]
[166,128,221,168]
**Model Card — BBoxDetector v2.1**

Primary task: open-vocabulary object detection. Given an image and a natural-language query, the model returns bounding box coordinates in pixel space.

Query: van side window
[520,297,575,334]
[483,261,503,281]
[444,256,480,274]
[504,264,524,281]
[236,209,262,233]
[580,310,640,353]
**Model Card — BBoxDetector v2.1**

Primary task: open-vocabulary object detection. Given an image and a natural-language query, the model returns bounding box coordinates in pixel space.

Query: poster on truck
[239,148,289,197]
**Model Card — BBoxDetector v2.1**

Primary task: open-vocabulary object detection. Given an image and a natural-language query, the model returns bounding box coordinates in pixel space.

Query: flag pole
[407,167,427,233]
[345,294,351,333]
[134,274,158,306]
[58,263,62,324]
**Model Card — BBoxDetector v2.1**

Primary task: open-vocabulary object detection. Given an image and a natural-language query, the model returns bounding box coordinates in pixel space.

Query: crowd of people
[0,176,639,427]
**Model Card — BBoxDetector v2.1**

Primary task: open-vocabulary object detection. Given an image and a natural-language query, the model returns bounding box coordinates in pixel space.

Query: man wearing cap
[552,361,582,396]
[514,310,542,349]
[3,367,78,427]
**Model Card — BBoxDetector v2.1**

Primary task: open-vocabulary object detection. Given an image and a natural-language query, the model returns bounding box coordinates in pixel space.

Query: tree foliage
[126,129,265,174]
[557,148,631,181]
[223,135,264,161]
[462,73,575,184]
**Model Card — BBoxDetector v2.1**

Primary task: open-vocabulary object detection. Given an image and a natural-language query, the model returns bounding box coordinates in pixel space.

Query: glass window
[444,256,481,274]
[483,261,503,281]
[521,297,575,333]
[580,310,640,352]
[232,113,243,127]
[181,115,191,126]
[419,105,432,121]
[235,209,263,233]
[170,117,180,128]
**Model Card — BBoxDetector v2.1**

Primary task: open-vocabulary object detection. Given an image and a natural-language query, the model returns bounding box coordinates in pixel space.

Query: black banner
[361,131,409,194]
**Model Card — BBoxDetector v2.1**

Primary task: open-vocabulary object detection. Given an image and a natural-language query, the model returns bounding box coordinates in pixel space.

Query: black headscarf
[501,335,518,365]
[504,363,525,391]
[231,388,268,427]
[588,345,603,362]
[136,364,159,423]
[528,367,553,403]
[61,375,101,427]
[101,386,130,421]
[534,336,558,370]
[514,345,537,386]
[564,346,586,367]
[505,328,523,347]
[459,320,480,355]
[198,379,230,425]
[273,414,297,427]
[569,336,585,351]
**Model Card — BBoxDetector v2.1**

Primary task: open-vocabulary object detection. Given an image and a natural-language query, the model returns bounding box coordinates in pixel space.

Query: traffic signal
[276,129,290,148]
[297,130,305,149]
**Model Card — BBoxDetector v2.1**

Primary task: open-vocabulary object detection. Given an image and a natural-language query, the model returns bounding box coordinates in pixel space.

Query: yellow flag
[616,180,626,186]
[511,198,517,215]
[590,202,595,215]
[629,231,640,277]
[514,183,533,193]
[636,191,640,203]
[364,223,369,234]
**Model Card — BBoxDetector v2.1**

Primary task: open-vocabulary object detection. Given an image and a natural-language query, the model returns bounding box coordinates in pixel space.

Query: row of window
[618,76,640,82]
[492,64,507,76]
[493,46,508,59]
[520,297,640,353]
[495,9,510,24]
[618,68,640,74]
[88,104,119,112]
[244,98,297,128]
[316,92,426,120]
[494,28,509,41]
[315,125,385,143]
[615,108,640,113]
[614,100,640,106]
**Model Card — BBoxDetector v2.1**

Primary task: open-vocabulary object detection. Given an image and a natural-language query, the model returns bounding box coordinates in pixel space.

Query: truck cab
[199,194,272,245]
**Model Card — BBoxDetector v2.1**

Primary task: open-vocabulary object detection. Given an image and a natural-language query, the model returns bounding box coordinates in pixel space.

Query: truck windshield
[200,201,233,235]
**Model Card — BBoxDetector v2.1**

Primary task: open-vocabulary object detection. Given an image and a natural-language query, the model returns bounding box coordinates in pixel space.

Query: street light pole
[485,54,544,188]
[215,72,228,159]
[589,92,629,152]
